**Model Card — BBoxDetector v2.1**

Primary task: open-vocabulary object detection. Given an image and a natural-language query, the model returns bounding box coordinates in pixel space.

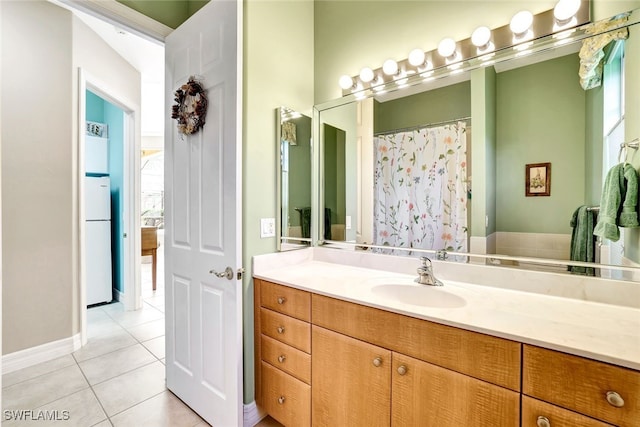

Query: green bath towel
[620,163,639,228]
[569,205,595,276]
[593,163,639,241]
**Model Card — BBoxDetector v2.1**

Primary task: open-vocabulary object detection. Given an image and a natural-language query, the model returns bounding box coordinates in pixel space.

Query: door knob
[536,416,551,427]
[209,267,234,280]
[606,391,625,407]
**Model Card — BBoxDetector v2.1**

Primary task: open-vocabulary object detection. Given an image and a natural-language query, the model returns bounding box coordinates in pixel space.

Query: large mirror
[314,8,640,280]
[276,107,313,251]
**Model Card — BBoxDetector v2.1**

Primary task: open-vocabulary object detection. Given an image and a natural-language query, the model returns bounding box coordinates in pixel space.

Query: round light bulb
[554,0,581,22]
[510,10,533,35]
[359,67,374,83]
[382,59,399,76]
[408,49,426,67]
[471,26,491,47]
[437,38,457,58]
[338,74,354,90]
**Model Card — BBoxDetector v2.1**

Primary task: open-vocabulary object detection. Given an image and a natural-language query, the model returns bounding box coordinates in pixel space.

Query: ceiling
[74,8,164,82]
[73,8,165,137]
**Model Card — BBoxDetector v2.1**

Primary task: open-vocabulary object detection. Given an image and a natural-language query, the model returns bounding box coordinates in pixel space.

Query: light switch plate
[260,218,275,238]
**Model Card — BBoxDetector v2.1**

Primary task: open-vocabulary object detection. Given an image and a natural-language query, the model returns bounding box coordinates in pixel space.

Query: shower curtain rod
[374,116,471,137]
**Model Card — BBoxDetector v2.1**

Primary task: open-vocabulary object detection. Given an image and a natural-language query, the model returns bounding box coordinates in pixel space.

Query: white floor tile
[87,315,125,339]
[126,318,165,342]
[73,329,137,363]
[2,355,76,388]
[79,344,156,385]
[142,336,165,360]
[110,391,203,427]
[2,365,89,411]
[2,388,107,427]
[92,361,166,417]
[106,304,164,329]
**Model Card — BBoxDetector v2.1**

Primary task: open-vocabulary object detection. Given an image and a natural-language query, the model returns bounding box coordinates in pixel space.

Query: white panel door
[164,1,243,425]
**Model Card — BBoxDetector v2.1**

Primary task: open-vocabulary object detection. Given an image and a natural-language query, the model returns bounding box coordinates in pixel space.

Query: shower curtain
[373,121,468,254]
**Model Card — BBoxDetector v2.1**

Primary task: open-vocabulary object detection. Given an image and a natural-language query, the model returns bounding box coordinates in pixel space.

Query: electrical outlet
[260,218,276,238]
[346,216,352,230]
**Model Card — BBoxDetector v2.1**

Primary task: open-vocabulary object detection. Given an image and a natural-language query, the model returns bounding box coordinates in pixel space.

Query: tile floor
[2,235,280,427]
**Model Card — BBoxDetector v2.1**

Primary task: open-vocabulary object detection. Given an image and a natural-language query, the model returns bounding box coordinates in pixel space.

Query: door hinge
[237,267,245,281]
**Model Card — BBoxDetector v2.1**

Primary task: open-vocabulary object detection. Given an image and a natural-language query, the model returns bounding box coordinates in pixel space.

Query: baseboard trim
[2,334,82,375]
[114,287,124,302]
[243,401,266,427]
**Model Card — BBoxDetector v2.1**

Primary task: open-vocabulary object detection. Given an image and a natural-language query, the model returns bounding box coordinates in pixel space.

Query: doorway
[72,4,166,345]
[79,72,141,345]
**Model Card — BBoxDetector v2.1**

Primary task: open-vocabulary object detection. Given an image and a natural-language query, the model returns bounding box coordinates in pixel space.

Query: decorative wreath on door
[171,76,208,135]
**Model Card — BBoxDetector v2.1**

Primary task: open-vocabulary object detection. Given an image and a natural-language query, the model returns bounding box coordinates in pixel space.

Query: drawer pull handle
[536,416,550,427]
[277,326,285,334]
[372,357,382,367]
[278,355,286,363]
[277,297,286,305]
[397,365,408,376]
[277,396,285,405]
[606,391,625,408]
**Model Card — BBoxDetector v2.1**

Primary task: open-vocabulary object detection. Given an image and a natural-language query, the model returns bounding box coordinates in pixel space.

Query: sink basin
[371,284,466,308]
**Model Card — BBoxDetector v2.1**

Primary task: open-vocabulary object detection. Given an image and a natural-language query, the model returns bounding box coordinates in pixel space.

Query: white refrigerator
[85,176,113,305]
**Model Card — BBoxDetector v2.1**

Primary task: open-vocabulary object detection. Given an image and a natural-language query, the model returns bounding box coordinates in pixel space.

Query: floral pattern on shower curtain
[373,122,468,253]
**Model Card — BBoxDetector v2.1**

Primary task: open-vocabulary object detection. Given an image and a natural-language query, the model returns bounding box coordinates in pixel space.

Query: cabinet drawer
[261,308,311,353]
[392,352,520,426]
[260,280,310,321]
[312,294,521,391]
[261,361,310,427]
[522,396,614,427]
[261,334,311,384]
[523,345,640,427]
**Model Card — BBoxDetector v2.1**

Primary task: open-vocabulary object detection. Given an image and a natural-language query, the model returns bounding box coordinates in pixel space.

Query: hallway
[2,237,207,426]
[2,235,282,426]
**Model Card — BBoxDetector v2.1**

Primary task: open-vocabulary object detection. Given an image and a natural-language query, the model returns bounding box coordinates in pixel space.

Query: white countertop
[253,250,640,370]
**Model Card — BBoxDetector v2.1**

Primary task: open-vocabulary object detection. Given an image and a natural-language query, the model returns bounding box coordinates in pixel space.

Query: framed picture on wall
[525,162,551,197]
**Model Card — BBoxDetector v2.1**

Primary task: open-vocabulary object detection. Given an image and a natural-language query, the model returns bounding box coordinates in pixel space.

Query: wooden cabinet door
[392,353,520,427]
[312,326,391,427]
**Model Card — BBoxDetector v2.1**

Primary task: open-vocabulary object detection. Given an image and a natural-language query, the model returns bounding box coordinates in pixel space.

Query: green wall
[585,84,604,206]
[471,66,497,238]
[314,1,557,104]
[242,0,314,403]
[374,81,471,134]
[624,25,640,263]
[287,115,312,227]
[323,124,346,228]
[116,0,207,29]
[496,53,586,234]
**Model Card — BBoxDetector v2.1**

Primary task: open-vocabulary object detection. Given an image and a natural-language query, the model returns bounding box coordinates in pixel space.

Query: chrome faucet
[415,256,443,286]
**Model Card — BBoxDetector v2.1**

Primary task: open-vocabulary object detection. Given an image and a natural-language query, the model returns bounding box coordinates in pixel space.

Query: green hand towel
[569,205,595,276]
[594,164,624,241]
[619,164,639,227]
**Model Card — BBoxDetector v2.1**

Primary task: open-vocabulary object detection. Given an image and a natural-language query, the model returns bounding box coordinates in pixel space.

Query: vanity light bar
[339,0,590,96]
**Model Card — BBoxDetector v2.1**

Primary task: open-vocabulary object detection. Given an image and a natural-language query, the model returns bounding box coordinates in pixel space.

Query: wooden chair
[141,226,159,290]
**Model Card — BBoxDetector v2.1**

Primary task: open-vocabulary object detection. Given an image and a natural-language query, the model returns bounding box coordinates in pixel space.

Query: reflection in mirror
[276,107,312,251]
[316,9,640,281]
[323,123,346,241]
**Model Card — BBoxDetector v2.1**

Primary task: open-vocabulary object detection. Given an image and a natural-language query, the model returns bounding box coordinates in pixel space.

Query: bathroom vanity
[253,248,640,427]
